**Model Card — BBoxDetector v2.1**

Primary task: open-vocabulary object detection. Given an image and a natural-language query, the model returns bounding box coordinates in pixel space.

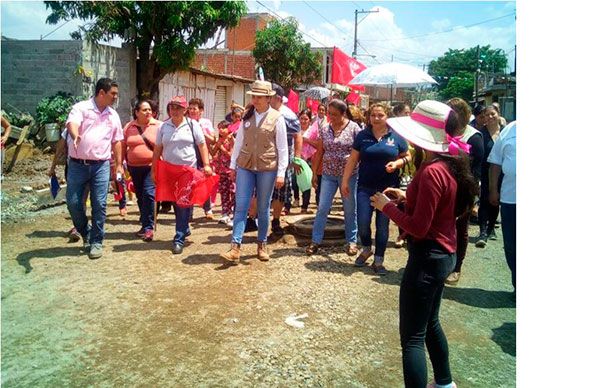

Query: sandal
[305,243,319,255]
[346,243,359,256]
[372,263,388,276]
[354,250,373,267]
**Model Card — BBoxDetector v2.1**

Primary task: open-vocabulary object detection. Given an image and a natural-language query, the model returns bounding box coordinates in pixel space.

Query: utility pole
[353,8,379,58]
[474,45,481,104]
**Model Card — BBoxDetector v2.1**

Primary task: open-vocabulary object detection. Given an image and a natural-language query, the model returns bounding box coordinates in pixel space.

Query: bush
[35,92,85,127]
[1,110,34,128]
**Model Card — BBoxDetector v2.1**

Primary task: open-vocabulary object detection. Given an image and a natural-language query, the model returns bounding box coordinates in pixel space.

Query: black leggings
[400,240,456,388]
[479,183,500,235]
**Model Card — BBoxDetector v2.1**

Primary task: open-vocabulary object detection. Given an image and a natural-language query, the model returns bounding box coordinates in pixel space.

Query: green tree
[428,45,507,100]
[45,1,247,99]
[253,18,322,89]
[438,71,475,102]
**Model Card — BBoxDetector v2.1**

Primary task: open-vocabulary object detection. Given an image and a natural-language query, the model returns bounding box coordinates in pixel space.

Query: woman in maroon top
[371,100,478,388]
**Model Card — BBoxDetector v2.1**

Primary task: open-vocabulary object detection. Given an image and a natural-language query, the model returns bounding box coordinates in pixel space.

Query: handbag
[399,158,412,191]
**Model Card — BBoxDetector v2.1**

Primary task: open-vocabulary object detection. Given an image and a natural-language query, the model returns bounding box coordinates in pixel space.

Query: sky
[1,0,516,72]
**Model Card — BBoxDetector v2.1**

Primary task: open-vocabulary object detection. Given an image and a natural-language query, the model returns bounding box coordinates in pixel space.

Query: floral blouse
[319,120,362,176]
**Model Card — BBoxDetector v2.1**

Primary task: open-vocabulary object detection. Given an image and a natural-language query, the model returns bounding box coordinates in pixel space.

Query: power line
[255,0,329,47]
[361,12,516,42]
[41,19,72,40]
[302,1,348,40]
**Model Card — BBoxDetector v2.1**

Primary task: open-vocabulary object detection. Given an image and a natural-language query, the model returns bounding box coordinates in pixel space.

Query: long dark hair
[425,110,478,218]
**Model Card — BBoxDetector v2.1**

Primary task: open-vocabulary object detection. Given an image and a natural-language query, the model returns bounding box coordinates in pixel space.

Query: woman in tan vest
[220,80,289,264]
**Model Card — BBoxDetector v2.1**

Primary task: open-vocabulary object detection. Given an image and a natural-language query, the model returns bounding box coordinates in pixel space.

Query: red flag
[331,47,366,92]
[346,91,361,106]
[155,160,220,208]
[287,89,299,113]
[306,98,319,114]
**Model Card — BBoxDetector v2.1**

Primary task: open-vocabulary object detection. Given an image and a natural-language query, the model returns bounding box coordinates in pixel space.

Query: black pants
[454,213,469,272]
[400,240,456,388]
[501,203,516,290]
[479,178,500,235]
[291,173,311,209]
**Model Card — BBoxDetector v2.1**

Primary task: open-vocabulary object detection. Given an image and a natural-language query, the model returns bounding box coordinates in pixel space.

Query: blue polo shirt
[353,125,408,190]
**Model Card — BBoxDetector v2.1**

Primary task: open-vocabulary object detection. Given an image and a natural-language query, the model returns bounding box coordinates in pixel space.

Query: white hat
[387,100,454,153]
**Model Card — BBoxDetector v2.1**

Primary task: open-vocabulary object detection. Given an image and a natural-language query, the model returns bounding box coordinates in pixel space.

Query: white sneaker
[219,215,230,224]
[226,219,234,229]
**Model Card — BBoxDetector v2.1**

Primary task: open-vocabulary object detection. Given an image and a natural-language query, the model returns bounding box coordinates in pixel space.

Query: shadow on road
[304,259,403,286]
[491,322,516,356]
[442,287,515,309]
[25,230,67,239]
[15,246,83,274]
[182,253,225,266]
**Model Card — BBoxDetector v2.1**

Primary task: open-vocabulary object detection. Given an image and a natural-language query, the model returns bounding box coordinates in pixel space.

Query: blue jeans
[501,203,516,290]
[66,159,110,246]
[231,168,277,244]
[173,205,192,245]
[128,166,155,232]
[357,187,390,259]
[311,174,357,244]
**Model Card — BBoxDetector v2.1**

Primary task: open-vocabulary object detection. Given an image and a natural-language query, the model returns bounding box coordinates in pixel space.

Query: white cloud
[300,5,516,71]
[432,18,452,31]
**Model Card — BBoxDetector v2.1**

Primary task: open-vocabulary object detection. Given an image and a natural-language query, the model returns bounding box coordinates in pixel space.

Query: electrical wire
[255,0,329,47]
[361,12,515,42]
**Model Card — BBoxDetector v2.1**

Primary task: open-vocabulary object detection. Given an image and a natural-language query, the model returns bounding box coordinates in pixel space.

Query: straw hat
[246,80,276,96]
[386,100,454,153]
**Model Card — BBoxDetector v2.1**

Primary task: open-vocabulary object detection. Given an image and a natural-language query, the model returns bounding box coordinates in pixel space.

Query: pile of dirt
[1,151,61,223]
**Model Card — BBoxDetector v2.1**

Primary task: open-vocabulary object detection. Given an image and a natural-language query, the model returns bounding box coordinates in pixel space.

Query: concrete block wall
[81,41,136,123]
[1,40,84,115]
[0,39,136,125]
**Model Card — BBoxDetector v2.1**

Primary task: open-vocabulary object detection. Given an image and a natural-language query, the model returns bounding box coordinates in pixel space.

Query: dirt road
[1,198,515,387]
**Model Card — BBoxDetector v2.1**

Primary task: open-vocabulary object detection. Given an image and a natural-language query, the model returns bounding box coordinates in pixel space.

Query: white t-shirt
[487,121,516,204]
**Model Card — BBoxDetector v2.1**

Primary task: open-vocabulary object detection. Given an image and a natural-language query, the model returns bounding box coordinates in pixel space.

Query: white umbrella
[301,86,331,100]
[349,62,438,88]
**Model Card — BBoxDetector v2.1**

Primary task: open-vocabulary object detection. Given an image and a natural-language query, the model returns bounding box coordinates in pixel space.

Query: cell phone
[385,190,399,200]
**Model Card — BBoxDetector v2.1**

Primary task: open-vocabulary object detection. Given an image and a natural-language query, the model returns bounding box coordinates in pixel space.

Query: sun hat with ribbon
[386,100,471,155]
[167,95,188,109]
[246,80,276,96]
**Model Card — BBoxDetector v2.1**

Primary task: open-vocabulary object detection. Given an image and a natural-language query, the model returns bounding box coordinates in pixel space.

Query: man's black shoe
[244,217,258,233]
[172,243,183,254]
[271,218,284,236]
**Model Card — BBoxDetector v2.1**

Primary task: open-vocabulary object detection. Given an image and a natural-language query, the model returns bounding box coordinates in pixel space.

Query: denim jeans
[231,168,277,244]
[66,159,110,246]
[292,173,311,209]
[501,203,516,290]
[173,205,192,245]
[356,187,390,259]
[311,174,357,244]
[400,240,456,388]
[128,165,155,232]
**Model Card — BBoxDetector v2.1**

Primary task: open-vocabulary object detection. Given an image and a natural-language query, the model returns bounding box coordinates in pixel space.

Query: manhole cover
[291,215,346,240]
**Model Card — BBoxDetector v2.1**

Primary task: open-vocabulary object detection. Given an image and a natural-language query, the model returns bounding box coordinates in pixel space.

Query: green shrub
[35,92,85,126]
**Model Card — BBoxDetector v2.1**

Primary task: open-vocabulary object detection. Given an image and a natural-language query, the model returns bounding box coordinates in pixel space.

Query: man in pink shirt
[65,78,124,259]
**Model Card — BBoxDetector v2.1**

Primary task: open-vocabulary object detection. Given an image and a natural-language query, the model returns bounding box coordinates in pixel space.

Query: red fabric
[155,160,220,208]
[345,91,361,105]
[287,89,299,113]
[381,161,458,253]
[306,98,319,114]
[331,47,366,92]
